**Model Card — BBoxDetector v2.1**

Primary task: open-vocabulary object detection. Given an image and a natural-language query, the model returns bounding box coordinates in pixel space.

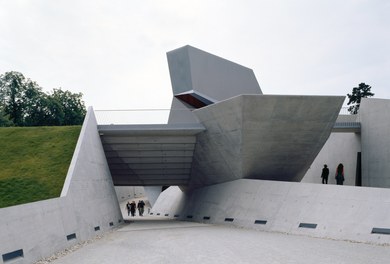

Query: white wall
[115,186,146,203]
[150,186,186,217]
[302,132,361,186]
[0,108,122,264]
[151,180,390,245]
[304,98,390,188]
[360,98,390,187]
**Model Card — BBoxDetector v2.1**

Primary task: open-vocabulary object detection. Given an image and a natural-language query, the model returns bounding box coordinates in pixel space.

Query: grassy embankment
[0,126,81,208]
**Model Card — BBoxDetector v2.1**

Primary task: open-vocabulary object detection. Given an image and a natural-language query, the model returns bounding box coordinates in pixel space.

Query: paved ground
[40,216,390,264]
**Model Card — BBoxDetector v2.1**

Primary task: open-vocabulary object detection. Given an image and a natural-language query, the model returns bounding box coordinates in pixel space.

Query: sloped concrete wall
[0,108,122,264]
[188,95,344,189]
[151,180,390,245]
[150,186,186,217]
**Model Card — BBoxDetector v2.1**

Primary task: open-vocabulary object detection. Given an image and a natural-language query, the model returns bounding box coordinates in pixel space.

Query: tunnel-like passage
[98,123,205,186]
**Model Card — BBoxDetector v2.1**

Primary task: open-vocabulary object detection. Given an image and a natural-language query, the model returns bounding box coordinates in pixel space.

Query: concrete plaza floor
[40,216,390,264]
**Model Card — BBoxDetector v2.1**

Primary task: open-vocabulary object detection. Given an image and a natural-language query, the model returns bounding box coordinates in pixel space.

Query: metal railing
[334,107,361,132]
[94,109,171,125]
[95,107,361,129]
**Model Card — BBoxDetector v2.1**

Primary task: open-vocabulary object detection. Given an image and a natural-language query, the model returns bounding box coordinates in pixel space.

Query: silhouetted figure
[126,201,131,216]
[321,164,329,184]
[130,201,136,217]
[335,163,345,185]
[137,200,145,216]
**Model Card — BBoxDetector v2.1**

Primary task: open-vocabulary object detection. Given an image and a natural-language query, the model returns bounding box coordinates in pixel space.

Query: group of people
[321,163,345,185]
[126,200,146,217]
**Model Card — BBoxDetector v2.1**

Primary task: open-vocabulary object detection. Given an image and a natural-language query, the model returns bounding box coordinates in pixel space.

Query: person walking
[335,163,345,185]
[137,200,145,216]
[321,164,329,184]
[130,201,136,217]
[126,201,131,216]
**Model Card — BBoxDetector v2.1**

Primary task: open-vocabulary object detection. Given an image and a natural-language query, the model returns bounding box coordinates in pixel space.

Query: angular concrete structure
[167,45,262,107]
[189,95,343,188]
[99,45,344,189]
[3,45,369,264]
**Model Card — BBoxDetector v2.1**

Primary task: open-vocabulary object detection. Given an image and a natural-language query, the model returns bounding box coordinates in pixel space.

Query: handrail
[94,107,361,128]
[94,108,194,125]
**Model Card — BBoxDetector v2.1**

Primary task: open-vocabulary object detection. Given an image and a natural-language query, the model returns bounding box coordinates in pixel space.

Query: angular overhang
[98,123,205,186]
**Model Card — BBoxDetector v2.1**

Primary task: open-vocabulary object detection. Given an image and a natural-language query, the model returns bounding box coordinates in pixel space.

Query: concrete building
[1,45,390,263]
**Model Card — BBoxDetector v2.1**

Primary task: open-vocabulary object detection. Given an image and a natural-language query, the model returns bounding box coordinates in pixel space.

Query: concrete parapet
[151,180,390,245]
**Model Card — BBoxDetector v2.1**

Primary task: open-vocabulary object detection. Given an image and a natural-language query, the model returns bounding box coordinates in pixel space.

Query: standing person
[126,201,131,216]
[130,201,136,217]
[335,163,345,185]
[137,200,145,216]
[321,164,329,184]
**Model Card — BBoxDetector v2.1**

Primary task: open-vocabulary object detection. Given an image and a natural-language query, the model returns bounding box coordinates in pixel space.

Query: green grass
[0,126,81,208]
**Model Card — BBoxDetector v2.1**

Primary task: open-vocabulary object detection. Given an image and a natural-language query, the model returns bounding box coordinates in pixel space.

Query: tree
[0,71,86,126]
[49,89,86,125]
[0,108,13,127]
[0,71,32,126]
[347,83,374,114]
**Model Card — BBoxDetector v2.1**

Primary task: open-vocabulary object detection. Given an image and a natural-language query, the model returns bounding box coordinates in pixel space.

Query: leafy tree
[0,108,13,127]
[347,83,374,114]
[49,89,86,125]
[0,71,32,126]
[0,71,86,126]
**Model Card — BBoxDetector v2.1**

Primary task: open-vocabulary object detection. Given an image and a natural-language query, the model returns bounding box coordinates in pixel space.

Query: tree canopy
[0,71,86,127]
[347,83,374,114]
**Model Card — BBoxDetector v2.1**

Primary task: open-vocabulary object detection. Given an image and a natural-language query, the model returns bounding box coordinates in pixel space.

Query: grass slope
[0,126,81,208]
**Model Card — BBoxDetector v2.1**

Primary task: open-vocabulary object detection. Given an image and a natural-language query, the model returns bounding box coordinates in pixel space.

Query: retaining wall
[0,108,122,264]
[151,180,390,245]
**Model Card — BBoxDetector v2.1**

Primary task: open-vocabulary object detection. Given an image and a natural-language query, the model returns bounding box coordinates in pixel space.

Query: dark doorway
[355,152,362,186]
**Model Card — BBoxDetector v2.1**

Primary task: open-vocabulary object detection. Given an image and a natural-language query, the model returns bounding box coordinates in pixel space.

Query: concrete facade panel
[360,98,390,187]
[152,180,390,245]
[167,45,262,102]
[188,95,344,188]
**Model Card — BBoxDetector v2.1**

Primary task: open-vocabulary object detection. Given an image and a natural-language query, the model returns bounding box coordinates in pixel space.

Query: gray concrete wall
[167,45,262,101]
[168,97,199,124]
[115,186,146,203]
[143,186,163,207]
[0,108,122,264]
[188,94,344,189]
[360,98,390,187]
[151,180,390,245]
[302,133,361,186]
[150,186,186,217]
[114,186,161,207]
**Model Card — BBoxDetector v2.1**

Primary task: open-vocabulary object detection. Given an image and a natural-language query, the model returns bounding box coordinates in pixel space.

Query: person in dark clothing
[335,163,345,185]
[126,201,131,216]
[137,200,145,216]
[130,201,136,217]
[321,164,329,184]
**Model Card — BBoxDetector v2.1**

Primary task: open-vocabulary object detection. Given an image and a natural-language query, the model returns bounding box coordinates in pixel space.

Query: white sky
[1,0,389,110]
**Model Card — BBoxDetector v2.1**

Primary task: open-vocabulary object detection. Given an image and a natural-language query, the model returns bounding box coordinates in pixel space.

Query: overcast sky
[1,0,389,111]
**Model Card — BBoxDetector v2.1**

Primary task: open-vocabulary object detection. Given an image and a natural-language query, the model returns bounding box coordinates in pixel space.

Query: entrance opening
[355,152,362,186]
[115,185,177,220]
